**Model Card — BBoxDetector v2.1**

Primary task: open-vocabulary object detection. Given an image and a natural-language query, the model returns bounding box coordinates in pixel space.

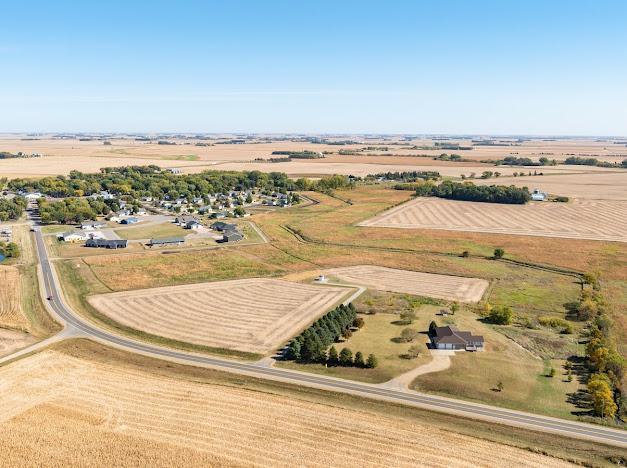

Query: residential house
[59,231,89,242]
[430,325,484,351]
[185,220,202,230]
[81,221,106,230]
[174,214,197,226]
[220,230,244,243]
[210,221,237,232]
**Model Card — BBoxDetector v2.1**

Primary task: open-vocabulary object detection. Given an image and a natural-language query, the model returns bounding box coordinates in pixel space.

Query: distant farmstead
[431,325,484,351]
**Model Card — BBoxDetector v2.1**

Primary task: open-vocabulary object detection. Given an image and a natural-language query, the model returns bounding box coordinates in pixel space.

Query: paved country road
[6,225,626,449]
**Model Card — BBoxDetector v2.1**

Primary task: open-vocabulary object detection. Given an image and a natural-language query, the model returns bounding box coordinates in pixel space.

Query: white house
[59,231,89,242]
[531,189,547,201]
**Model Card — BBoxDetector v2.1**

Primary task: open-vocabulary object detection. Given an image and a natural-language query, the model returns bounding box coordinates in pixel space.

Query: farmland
[326,265,488,302]
[88,278,352,354]
[358,197,627,243]
[0,339,613,467]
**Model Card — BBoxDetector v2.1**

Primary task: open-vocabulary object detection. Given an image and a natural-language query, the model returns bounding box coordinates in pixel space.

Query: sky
[1,0,626,135]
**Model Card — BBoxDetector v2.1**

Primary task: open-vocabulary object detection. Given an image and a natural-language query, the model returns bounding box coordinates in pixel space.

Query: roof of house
[86,239,128,248]
[223,230,244,241]
[211,221,237,231]
[432,325,484,345]
[61,230,86,238]
[150,236,185,245]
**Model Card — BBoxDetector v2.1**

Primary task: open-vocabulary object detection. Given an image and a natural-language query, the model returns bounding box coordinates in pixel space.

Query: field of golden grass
[326,265,488,302]
[88,278,351,354]
[0,344,575,467]
[2,136,626,189]
[0,266,27,330]
[358,197,627,243]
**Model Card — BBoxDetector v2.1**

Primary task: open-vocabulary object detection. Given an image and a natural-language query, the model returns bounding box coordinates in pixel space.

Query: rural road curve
[4,225,625,449]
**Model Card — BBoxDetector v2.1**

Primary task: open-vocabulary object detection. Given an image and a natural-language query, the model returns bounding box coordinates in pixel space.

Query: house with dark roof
[85,239,128,249]
[220,230,244,243]
[430,325,484,351]
[210,221,237,232]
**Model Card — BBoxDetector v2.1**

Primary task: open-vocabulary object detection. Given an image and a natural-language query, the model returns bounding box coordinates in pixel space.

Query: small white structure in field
[316,275,327,283]
[531,189,547,201]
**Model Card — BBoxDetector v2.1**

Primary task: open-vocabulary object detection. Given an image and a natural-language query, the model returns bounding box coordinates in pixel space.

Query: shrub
[406,345,421,359]
[400,310,416,324]
[399,328,418,343]
[486,305,513,325]
[353,317,365,329]
[493,248,505,259]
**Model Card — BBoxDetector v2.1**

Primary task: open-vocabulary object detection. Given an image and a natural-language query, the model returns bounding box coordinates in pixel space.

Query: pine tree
[366,354,378,369]
[328,346,339,366]
[339,348,353,366]
[286,340,301,360]
[354,351,365,368]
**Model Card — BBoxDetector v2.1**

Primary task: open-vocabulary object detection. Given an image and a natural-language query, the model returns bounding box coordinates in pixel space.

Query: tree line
[414,180,531,204]
[38,197,119,224]
[8,166,297,200]
[367,171,441,182]
[564,156,627,169]
[284,303,377,368]
[576,278,625,420]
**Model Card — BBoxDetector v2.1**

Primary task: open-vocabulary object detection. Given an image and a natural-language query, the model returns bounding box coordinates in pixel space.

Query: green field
[115,222,187,240]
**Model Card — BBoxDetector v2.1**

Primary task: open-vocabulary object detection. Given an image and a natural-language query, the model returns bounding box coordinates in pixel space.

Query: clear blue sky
[2,0,626,135]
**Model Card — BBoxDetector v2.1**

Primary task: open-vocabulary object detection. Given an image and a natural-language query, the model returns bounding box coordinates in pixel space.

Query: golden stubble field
[2,136,626,187]
[359,197,627,243]
[88,278,351,354]
[326,265,488,302]
[0,348,573,467]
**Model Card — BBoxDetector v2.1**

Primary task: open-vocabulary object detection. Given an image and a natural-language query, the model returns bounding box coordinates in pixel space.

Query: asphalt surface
[31,227,627,448]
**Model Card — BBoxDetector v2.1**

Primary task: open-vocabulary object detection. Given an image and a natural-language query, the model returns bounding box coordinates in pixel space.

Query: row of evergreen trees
[285,303,363,364]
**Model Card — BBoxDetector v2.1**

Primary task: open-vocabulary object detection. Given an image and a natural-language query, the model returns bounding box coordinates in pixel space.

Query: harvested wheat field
[0,266,27,330]
[88,278,351,354]
[326,265,488,303]
[0,349,572,467]
[359,197,627,243]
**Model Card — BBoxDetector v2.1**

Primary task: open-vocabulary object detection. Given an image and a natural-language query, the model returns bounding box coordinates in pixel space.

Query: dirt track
[326,265,489,303]
[88,278,350,354]
[358,197,627,243]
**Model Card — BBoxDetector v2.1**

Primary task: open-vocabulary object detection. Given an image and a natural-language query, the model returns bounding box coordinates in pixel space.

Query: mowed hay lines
[0,351,572,468]
[0,267,28,330]
[358,197,627,243]
[88,278,351,354]
[327,265,489,303]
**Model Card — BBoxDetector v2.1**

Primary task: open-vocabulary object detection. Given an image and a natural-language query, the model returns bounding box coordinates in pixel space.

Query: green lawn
[115,222,187,240]
[278,307,437,383]
[410,312,585,420]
